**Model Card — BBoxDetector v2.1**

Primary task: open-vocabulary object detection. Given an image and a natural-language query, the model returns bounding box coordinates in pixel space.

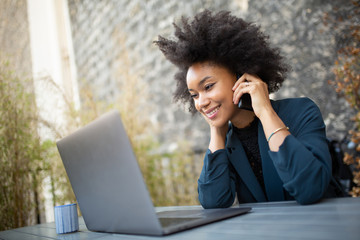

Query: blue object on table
[54,203,79,234]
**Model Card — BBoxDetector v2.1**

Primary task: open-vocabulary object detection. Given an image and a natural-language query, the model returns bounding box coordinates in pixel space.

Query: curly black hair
[155,10,290,113]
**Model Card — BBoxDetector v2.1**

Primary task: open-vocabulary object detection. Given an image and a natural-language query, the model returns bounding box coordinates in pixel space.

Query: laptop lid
[57,110,163,235]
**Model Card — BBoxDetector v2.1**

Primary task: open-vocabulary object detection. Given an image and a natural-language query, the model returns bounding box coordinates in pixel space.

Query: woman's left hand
[232,73,273,119]
[233,73,291,151]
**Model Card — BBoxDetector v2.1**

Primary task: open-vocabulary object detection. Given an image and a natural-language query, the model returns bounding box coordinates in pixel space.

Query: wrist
[209,124,228,152]
[210,125,228,137]
[257,106,277,123]
[258,107,291,152]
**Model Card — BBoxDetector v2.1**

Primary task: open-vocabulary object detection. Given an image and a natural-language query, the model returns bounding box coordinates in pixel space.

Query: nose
[197,93,210,110]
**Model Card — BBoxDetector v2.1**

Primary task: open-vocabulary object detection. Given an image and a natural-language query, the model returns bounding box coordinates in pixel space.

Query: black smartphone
[236,73,253,111]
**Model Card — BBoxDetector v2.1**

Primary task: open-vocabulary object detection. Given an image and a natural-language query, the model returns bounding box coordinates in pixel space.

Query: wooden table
[1,197,359,240]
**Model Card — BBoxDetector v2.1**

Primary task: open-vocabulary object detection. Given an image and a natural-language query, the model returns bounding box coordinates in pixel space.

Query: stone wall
[67,0,354,153]
[245,0,354,142]
[0,0,32,79]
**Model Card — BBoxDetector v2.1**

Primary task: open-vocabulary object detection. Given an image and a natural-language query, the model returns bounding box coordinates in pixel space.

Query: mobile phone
[236,73,253,111]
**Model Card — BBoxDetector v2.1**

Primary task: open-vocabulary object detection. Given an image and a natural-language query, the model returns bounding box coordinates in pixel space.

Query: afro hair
[155,10,290,113]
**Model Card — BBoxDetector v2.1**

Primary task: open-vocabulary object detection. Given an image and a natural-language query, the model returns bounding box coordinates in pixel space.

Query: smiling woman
[187,63,237,127]
[186,62,258,152]
[155,10,345,207]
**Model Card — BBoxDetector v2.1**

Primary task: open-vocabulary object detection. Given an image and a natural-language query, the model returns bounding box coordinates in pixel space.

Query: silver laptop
[56,110,251,236]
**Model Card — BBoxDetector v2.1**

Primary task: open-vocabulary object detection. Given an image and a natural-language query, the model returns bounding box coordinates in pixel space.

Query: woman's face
[186,62,239,127]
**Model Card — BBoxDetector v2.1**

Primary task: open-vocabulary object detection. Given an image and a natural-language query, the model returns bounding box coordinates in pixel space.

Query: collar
[226,124,267,202]
[226,113,285,202]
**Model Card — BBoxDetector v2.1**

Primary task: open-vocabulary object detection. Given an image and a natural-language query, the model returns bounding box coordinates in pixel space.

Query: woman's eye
[205,83,214,90]
[190,93,198,99]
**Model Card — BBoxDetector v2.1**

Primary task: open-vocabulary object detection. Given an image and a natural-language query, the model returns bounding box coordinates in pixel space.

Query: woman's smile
[204,106,220,119]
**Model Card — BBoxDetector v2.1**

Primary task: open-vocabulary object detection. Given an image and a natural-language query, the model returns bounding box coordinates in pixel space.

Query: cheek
[222,91,238,113]
[214,88,233,104]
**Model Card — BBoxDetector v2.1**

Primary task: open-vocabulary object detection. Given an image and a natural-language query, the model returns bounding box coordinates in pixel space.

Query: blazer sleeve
[268,98,332,205]
[198,149,236,208]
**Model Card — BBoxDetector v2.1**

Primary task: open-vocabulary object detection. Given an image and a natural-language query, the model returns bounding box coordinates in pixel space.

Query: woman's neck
[231,109,256,129]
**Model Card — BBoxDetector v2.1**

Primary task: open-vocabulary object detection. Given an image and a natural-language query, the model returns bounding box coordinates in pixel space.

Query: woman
[155,10,341,207]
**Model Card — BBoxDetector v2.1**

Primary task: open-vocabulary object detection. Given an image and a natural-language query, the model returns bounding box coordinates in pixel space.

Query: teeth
[207,107,219,116]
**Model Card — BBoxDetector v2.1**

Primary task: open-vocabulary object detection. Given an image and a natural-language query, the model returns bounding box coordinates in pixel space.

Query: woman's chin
[209,119,229,128]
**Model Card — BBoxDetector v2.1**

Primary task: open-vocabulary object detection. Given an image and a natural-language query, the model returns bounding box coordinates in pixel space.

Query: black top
[233,118,266,193]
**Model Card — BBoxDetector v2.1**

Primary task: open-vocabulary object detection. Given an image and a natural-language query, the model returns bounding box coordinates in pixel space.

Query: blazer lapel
[226,126,267,202]
[258,121,285,201]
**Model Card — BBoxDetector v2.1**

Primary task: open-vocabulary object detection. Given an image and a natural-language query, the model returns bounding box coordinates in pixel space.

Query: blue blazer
[198,98,338,208]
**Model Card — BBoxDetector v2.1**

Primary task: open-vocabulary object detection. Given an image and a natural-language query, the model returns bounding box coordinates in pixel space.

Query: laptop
[56,110,251,236]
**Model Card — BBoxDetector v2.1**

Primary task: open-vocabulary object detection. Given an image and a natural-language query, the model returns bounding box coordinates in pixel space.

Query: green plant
[0,60,43,230]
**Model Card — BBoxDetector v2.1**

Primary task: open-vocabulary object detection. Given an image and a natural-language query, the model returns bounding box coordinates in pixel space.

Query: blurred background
[1,0,359,231]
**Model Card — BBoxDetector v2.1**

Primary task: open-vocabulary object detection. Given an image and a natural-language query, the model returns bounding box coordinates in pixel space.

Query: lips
[204,106,220,119]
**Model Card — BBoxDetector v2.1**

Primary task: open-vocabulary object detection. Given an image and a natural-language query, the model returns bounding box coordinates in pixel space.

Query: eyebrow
[188,76,212,92]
